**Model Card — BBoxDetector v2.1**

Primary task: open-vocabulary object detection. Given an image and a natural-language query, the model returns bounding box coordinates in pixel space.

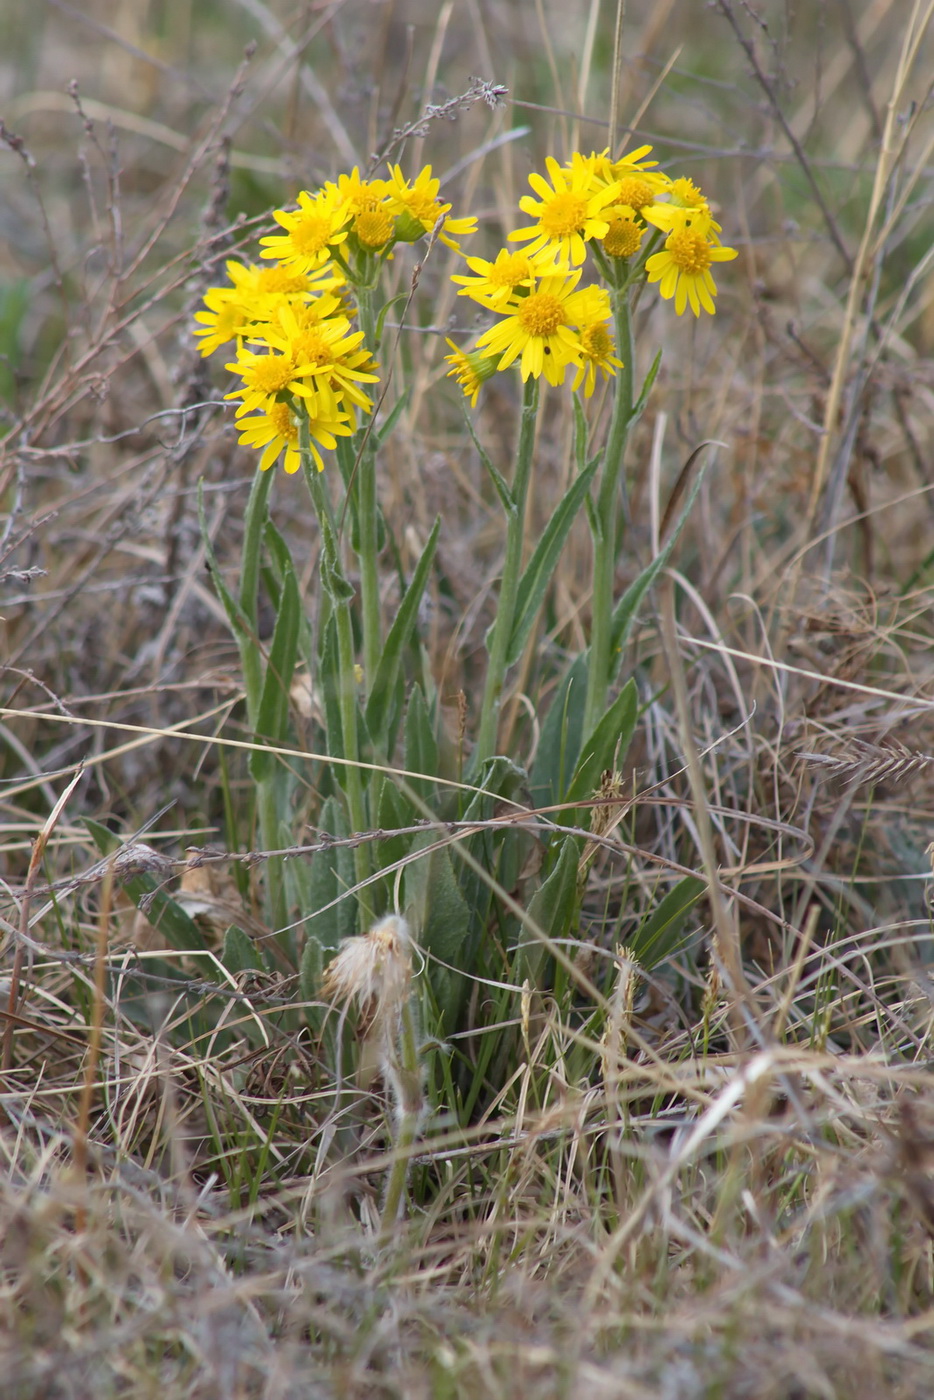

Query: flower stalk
[352,284,383,694]
[583,280,634,739]
[472,375,539,770]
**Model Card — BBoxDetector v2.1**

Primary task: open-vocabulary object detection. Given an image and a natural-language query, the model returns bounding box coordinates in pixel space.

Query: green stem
[379,996,423,1243]
[236,467,289,934]
[354,286,382,694]
[583,284,634,739]
[301,436,373,925]
[472,376,540,770]
[238,466,274,727]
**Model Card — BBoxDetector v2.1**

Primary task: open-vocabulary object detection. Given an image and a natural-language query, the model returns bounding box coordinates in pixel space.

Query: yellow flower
[235,398,352,473]
[475,268,599,386]
[443,339,499,406]
[509,153,621,265]
[643,209,738,316]
[665,176,709,211]
[326,167,389,217]
[193,285,248,357]
[451,246,565,309]
[599,206,645,260]
[251,302,379,421]
[223,346,321,416]
[235,399,303,473]
[259,186,350,273]
[193,259,333,357]
[382,163,477,249]
[572,318,623,397]
[353,206,396,249]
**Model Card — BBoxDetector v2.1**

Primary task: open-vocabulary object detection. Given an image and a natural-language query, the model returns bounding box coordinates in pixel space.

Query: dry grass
[3,1,934,1396]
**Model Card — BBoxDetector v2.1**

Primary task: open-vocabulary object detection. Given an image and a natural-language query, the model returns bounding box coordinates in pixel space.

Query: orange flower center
[540,191,589,236]
[257,267,311,295]
[245,355,298,392]
[267,402,299,441]
[289,215,334,256]
[490,254,533,287]
[615,177,655,210]
[292,330,334,367]
[666,229,712,274]
[517,292,565,337]
[603,217,643,259]
[354,208,395,248]
[581,323,613,359]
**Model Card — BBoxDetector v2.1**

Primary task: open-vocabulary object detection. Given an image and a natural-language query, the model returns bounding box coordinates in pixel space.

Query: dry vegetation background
[3,1,934,1397]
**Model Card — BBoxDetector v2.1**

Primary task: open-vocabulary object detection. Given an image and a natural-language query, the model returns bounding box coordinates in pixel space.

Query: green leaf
[377,778,416,874]
[238,466,275,631]
[563,677,638,812]
[249,559,301,784]
[572,394,589,471]
[318,616,345,763]
[374,387,411,447]
[506,458,599,667]
[221,924,264,975]
[529,654,589,808]
[405,831,472,1025]
[366,517,440,746]
[457,756,531,932]
[198,476,268,728]
[403,684,438,803]
[629,874,706,971]
[609,453,706,678]
[84,818,207,953]
[526,833,580,944]
[631,348,662,427]
[303,795,357,955]
[462,402,514,515]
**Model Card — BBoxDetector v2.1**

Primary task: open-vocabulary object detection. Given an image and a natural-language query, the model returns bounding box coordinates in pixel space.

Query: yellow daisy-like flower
[643,198,723,241]
[600,205,645,261]
[223,346,321,416]
[382,163,477,250]
[443,339,499,406]
[644,210,738,316]
[193,285,248,357]
[193,260,332,357]
[240,284,348,343]
[509,153,621,265]
[451,246,565,309]
[259,186,350,273]
[252,303,380,417]
[235,397,352,474]
[665,177,709,211]
[353,206,396,250]
[235,398,303,473]
[475,268,600,386]
[572,318,623,398]
[326,167,389,217]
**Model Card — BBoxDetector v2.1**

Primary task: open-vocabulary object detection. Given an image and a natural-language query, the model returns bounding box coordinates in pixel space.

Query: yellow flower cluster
[195,165,477,472]
[445,146,737,402]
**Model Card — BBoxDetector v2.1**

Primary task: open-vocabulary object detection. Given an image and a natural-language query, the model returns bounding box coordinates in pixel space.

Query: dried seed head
[320,914,413,1038]
[590,768,627,840]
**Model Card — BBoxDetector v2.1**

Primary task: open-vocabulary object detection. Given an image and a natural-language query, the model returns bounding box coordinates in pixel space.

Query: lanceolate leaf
[462,403,514,516]
[629,874,706,971]
[249,559,301,784]
[609,453,707,679]
[563,677,638,811]
[366,517,440,746]
[85,818,207,953]
[506,458,599,668]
